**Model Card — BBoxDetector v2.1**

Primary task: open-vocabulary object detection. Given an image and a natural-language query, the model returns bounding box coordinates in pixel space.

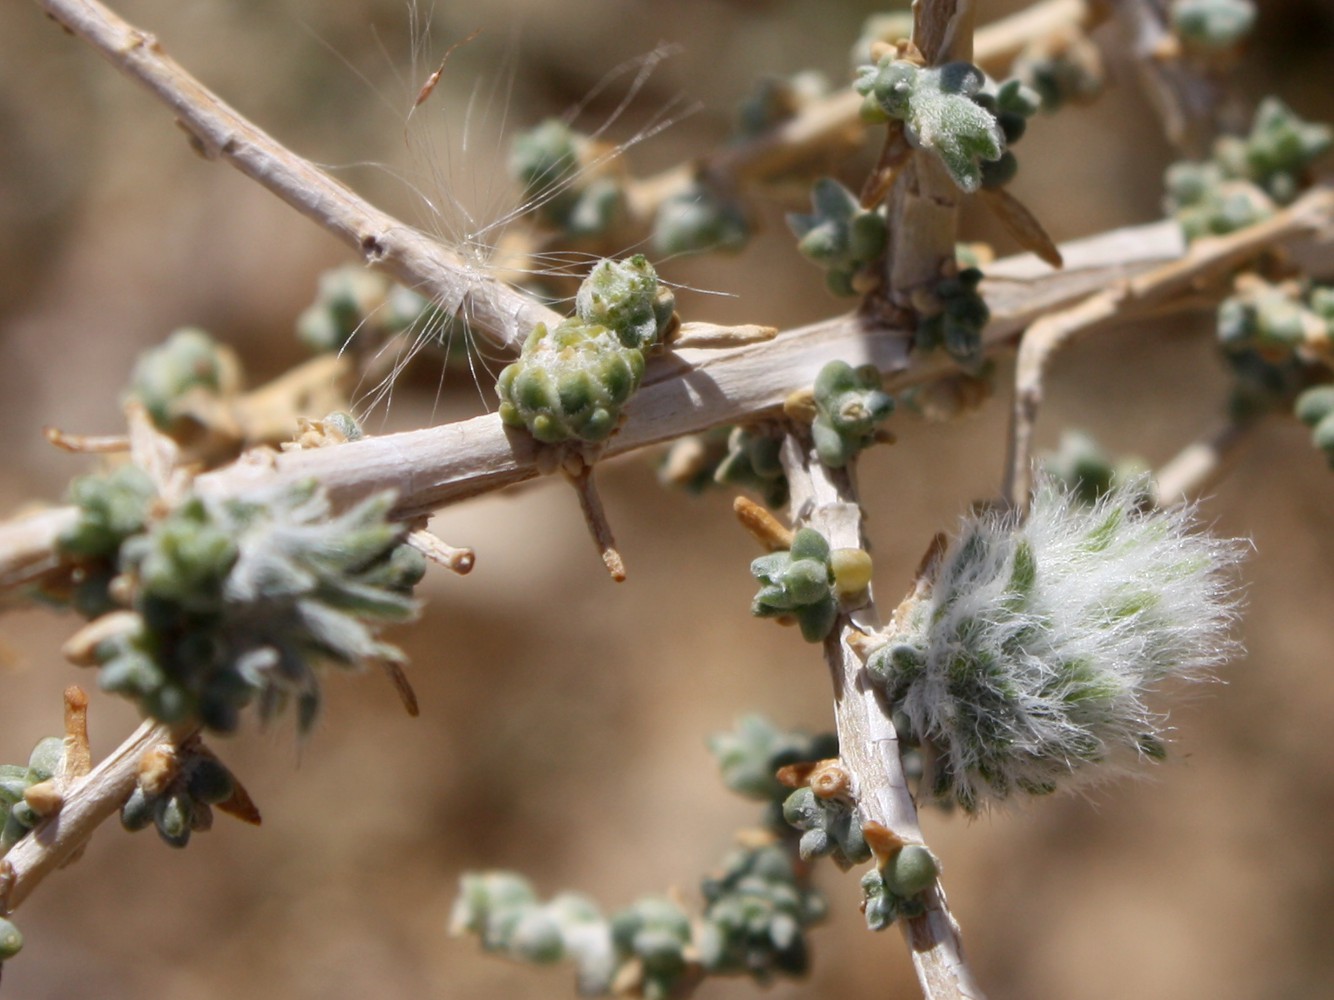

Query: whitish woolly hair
[878,477,1245,811]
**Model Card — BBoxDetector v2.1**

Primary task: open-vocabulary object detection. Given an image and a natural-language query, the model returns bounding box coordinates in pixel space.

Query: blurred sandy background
[1,1,1332,997]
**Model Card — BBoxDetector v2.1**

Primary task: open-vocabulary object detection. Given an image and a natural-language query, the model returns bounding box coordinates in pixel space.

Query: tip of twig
[406,528,475,575]
[43,426,130,454]
[566,464,627,582]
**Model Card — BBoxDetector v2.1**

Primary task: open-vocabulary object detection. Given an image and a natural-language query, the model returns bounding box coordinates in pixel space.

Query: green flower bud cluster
[657,426,790,508]
[735,71,829,139]
[574,256,677,350]
[708,715,838,809]
[1012,31,1104,112]
[855,59,1005,193]
[787,179,888,297]
[452,729,830,993]
[90,481,423,733]
[0,736,63,853]
[610,896,695,999]
[695,842,826,981]
[749,528,841,643]
[859,845,940,931]
[810,360,895,467]
[1171,0,1256,51]
[1214,279,1332,422]
[296,265,437,356]
[1166,99,1331,240]
[715,427,790,509]
[1040,430,1151,507]
[866,477,1243,812]
[1295,385,1334,468]
[55,465,158,618]
[509,119,626,240]
[450,872,618,994]
[971,77,1041,190]
[914,267,990,371]
[120,751,237,849]
[497,256,677,445]
[1218,278,1330,355]
[126,328,240,434]
[0,916,21,962]
[651,180,749,258]
[781,786,870,868]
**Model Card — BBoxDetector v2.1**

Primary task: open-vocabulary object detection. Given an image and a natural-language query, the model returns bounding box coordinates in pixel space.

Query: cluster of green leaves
[970,77,1041,190]
[915,266,991,371]
[55,465,158,618]
[1296,385,1334,468]
[1011,31,1104,112]
[296,265,438,356]
[451,716,840,996]
[509,119,628,241]
[1166,98,1331,240]
[749,528,842,643]
[787,178,887,297]
[1213,277,1334,464]
[120,750,239,849]
[496,256,675,445]
[509,120,749,256]
[126,328,240,435]
[83,479,423,733]
[781,787,869,869]
[809,360,895,468]
[660,425,790,509]
[709,714,838,822]
[856,58,1005,193]
[0,737,63,854]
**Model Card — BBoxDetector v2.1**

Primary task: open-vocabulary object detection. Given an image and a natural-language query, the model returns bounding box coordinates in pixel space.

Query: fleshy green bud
[575,255,675,349]
[0,917,22,961]
[883,845,940,897]
[810,361,894,467]
[496,319,645,444]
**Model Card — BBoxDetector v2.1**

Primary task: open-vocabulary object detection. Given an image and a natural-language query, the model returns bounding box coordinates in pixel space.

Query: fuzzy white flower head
[867,477,1245,812]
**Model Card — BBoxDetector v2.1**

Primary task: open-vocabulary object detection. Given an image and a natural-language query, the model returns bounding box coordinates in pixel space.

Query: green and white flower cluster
[78,479,423,733]
[867,478,1244,812]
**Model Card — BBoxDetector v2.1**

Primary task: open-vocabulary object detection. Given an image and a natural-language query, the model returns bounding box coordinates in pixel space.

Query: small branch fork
[778,434,983,1000]
[1004,185,1334,512]
[1,708,197,913]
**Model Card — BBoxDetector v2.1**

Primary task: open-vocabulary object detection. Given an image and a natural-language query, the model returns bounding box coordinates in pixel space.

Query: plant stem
[2,720,197,911]
[779,434,984,1000]
[35,0,560,353]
